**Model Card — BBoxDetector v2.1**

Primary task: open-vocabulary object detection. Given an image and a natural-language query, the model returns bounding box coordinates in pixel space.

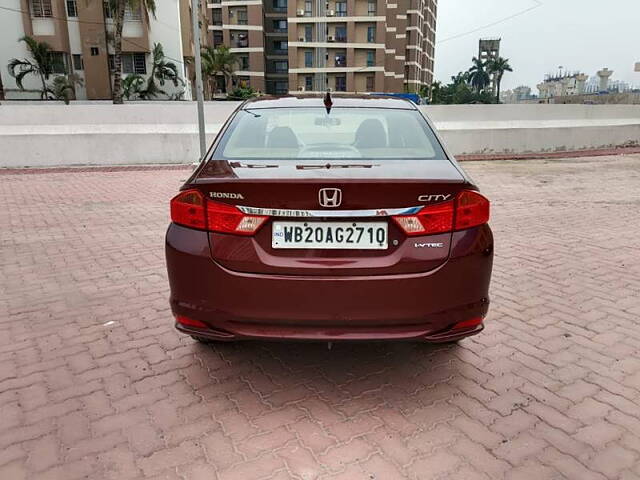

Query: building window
[274,40,288,53]
[49,52,67,74]
[305,75,313,91]
[124,5,141,21]
[304,50,313,68]
[304,0,312,16]
[66,0,77,17]
[122,53,146,74]
[237,55,249,70]
[275,81,288,94]
[235,76,250,88]
[31,0,53,17]
[335,25,346,42]
[235,8,248,25]
[366,50,375,67]
[334,52,346,67]
[72,53,84,71]
[213,31,223,47]
[367,26,376,42]
[273,0,287,11]
[90,47,99,56]
[366,75,374,91]
[335,1,346,16]
[367,0,376,16]
[304,25,312,41]
[212,9,222,25]
[274,60,288,73]
[72,54,83,70]
[335,75,346,91]
[273,20,287,32]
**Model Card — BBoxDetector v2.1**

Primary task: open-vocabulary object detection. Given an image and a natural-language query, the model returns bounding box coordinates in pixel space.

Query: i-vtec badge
[418,194,451,202]
[210,192,244,200]
[415,242,444,248]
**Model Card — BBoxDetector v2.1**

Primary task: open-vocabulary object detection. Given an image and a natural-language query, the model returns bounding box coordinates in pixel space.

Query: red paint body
[165,95,494,342]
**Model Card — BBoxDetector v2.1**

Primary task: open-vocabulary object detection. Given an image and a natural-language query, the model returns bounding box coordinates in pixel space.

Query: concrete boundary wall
[1,102,639,167]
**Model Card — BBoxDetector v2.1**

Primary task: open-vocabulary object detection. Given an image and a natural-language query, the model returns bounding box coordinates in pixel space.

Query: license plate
[272,221,388,250]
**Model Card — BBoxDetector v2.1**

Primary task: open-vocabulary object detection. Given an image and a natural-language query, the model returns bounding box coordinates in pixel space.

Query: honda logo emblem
[318,188,342,208]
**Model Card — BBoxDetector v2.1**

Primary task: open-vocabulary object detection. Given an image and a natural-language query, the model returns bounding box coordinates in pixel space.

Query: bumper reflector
[452,317,483,330]
[175,315,208,329]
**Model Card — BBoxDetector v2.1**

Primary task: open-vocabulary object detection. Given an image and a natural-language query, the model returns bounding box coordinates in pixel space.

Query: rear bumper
[165,223,493,342]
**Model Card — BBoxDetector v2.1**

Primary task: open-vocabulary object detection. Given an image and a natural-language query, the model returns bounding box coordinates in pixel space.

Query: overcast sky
[434,0,640,92]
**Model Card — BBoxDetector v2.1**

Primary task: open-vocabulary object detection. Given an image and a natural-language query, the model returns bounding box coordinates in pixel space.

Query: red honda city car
[166,95,493,343]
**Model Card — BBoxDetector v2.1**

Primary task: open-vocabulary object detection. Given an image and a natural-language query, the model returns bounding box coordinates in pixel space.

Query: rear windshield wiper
[229,162,278,169]
[296,163,380,170]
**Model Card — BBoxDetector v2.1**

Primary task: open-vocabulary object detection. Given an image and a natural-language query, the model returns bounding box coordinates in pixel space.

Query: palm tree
[451,71,470,86]
[8,36,64,99]
[487,56,513,103]
[0,71,5,101]
[467,57,490,94]
[121,43,182,100]
[51,74,83,104]
[146,42,182,94]
[122,74,145,99]
[106,0,157,104]
[201,45,236,98]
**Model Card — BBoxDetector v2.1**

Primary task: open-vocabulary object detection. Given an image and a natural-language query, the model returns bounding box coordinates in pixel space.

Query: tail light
[392,201,454,236]
[170,190,207,230]
[206,200,267,236]
[454,191,490,231]
[170,190,267,235]
[392,190,489,236]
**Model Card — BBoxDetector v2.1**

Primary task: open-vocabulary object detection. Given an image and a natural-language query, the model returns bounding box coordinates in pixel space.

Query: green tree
[201,45,236,98]
[467,57,490,94]
[7,36,64,99]
[486,56,513,103]
[122,74,145,99]
[227,82,257,100]
[451,71,470,86]
[120,43,182,100]
[50,74,83,104]
[106,0,157,104]
[149,43,182,89]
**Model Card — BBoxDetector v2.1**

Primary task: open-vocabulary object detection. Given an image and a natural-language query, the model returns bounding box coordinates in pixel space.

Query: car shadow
[190,340,465,416]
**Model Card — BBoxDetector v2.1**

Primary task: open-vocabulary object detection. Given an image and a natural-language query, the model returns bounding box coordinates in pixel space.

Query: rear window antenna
[324,89,333,114]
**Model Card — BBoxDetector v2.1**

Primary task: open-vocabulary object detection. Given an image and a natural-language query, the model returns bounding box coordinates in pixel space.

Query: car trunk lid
[194,159,469,276]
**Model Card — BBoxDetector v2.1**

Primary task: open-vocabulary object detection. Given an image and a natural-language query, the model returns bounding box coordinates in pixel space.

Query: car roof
[241,94,418,110]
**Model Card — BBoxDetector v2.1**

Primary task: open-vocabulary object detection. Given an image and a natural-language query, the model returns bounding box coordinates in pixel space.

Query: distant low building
[537,71,588,99]
[501,85,534,103]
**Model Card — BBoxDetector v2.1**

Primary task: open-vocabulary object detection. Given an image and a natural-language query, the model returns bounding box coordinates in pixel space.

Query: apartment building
[209,0,269,93]
[207,0,437,95]
[0,0,202,100]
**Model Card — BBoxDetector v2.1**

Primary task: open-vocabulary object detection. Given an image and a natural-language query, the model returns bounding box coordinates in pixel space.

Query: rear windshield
[213,107,447,160]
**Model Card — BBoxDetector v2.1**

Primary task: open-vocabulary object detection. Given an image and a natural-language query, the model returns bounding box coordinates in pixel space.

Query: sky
[434,0,640,93]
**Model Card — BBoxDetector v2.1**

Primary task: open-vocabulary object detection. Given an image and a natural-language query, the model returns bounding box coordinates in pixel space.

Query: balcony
[230,31,249,48]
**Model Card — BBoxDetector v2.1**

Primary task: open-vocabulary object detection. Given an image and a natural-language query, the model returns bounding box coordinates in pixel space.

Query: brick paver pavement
[1,155,639,479]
